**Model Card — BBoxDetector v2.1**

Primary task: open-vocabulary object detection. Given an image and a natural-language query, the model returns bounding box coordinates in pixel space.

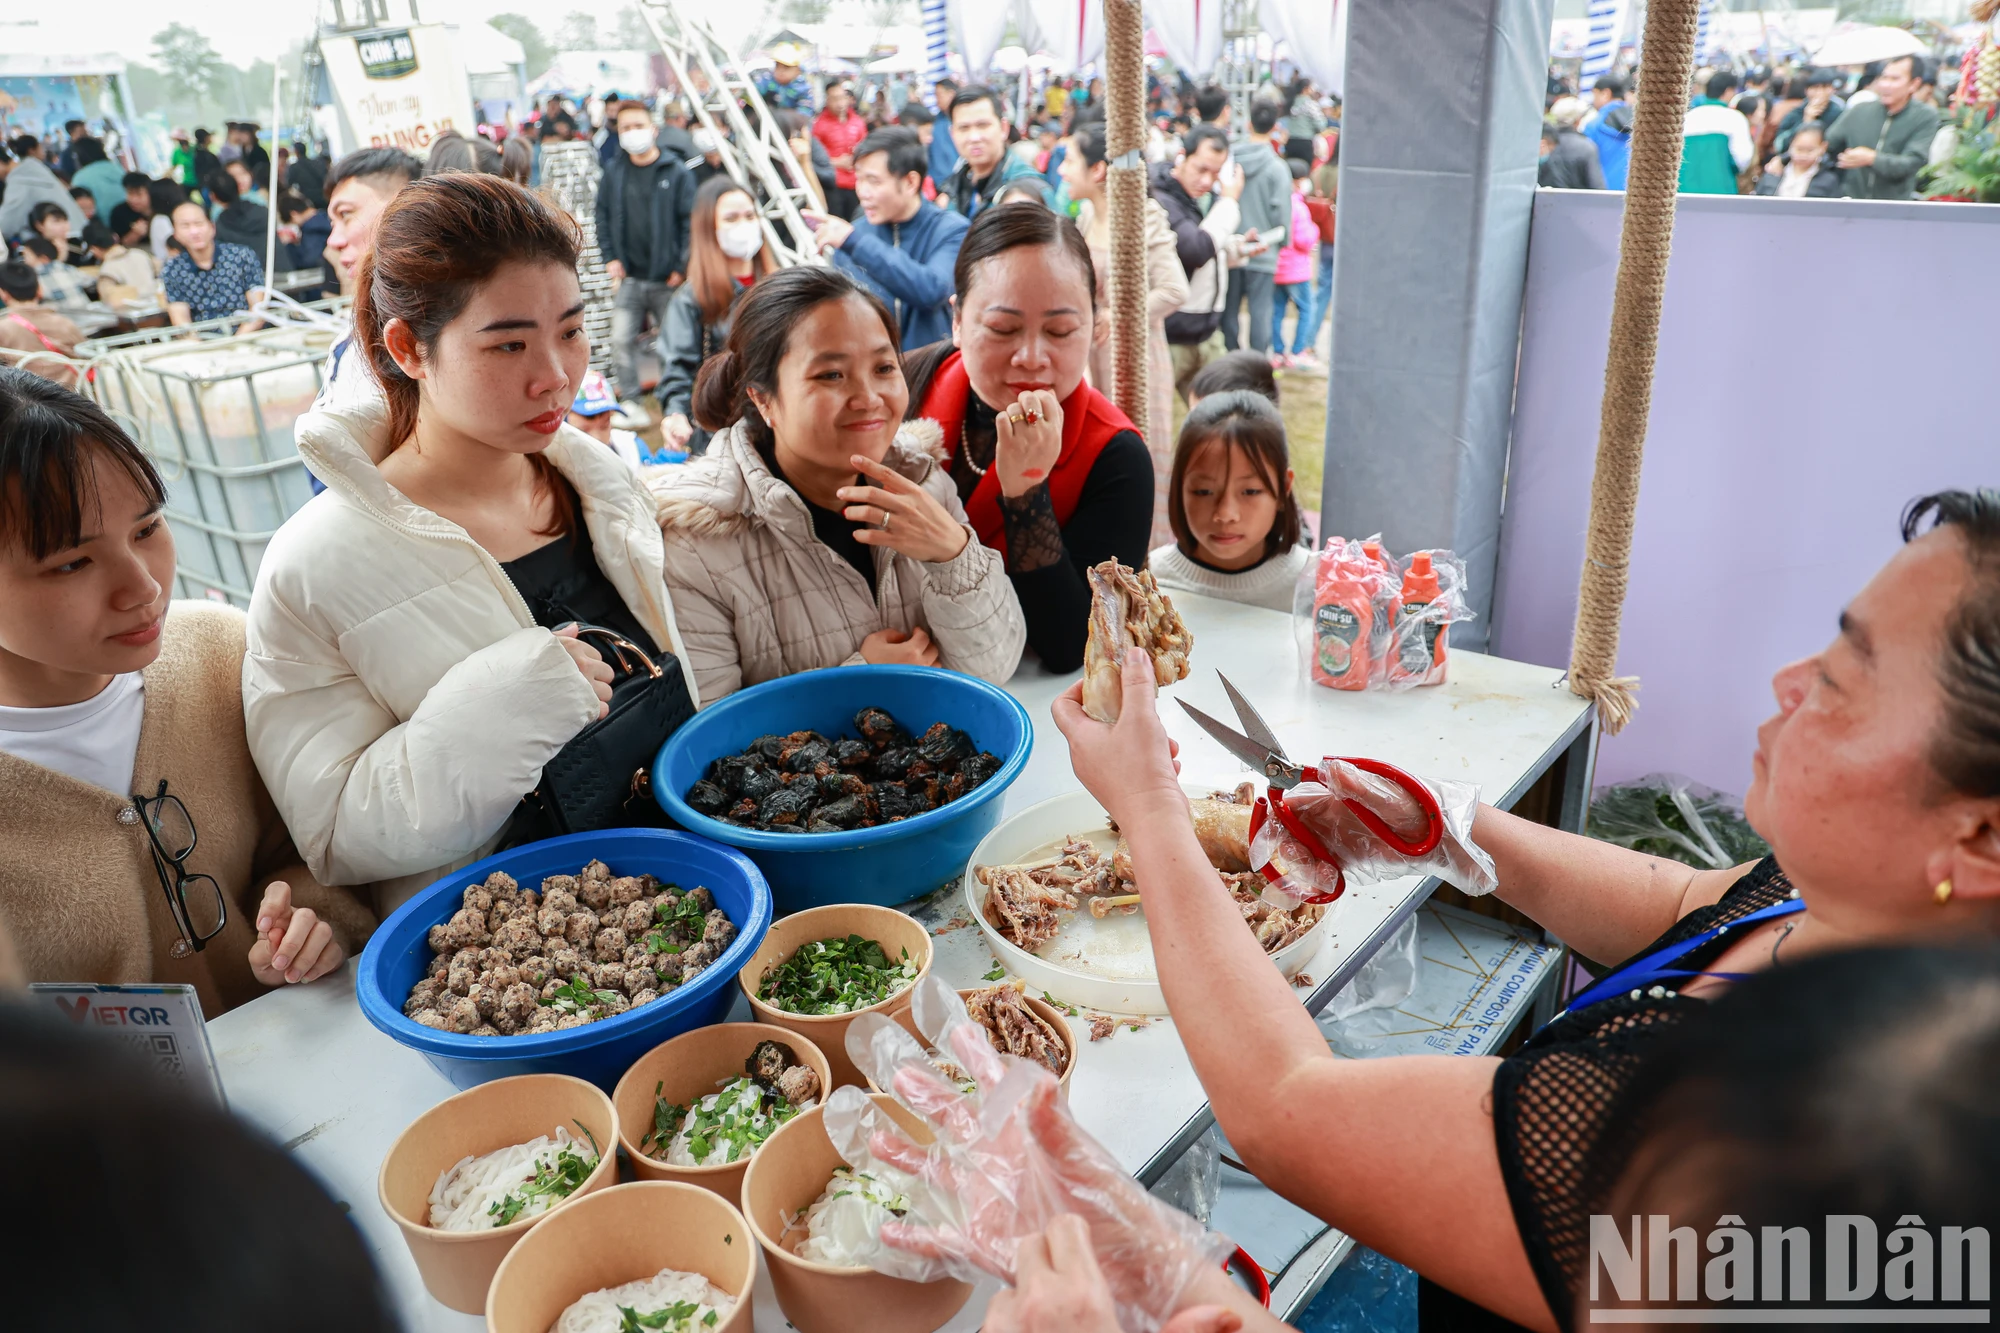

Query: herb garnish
[537,974,620,1014]
[981,963,1006,981]
[758,934,918,1016]
[486,1122,600,1225]
[641,1076,803,1164]
[616,1299,717,1332]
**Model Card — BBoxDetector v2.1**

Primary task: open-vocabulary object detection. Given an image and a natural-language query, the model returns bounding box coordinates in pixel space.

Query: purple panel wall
[1491,189,2000,796]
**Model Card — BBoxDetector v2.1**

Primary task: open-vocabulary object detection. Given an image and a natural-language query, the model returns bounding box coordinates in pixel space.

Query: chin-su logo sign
[1587,1215,1991,1324]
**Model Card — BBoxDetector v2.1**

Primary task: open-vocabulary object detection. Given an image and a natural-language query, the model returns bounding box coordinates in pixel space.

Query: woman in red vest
[902,205,1154,672]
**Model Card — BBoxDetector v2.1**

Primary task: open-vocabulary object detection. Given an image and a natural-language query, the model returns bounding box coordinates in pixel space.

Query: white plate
[962,785,1330,1015]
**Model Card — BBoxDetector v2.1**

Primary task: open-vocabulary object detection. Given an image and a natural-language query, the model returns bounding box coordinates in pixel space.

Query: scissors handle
[1328,757,1447,857]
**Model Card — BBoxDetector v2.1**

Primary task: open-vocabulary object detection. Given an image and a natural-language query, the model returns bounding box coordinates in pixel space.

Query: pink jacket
[1275,191,1316,285]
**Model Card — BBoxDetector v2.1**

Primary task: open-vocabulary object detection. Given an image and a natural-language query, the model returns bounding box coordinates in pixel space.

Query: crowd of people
[1543,50,1968,201]
[2,49,1996,1333]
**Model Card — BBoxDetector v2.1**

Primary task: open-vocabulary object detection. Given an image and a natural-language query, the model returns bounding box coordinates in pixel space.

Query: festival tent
[0,39,149,172]
[1810,23,1930,66]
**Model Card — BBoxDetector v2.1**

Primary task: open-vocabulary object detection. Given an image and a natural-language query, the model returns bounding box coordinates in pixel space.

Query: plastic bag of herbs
[1586,774,1769,870]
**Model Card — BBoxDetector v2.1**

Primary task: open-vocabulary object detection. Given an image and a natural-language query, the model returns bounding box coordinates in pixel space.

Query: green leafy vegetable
[537,974,621,1014]
[641,1076,806,1164]
[486,1131,599,1225]
[982,963,1006,982]
[617,1300,708,1333]
[757,934,919,1016]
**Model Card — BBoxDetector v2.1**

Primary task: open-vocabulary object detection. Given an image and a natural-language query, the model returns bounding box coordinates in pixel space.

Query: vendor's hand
[553,624,614,717]
[1053,649,1186,828]
[861,627,940,667]
[604,259,626,283]
[993,389,1062,499]
[840,453,970,564]
[1837,145,1876,168]
[803,208,853,251]
[249,881,343,985]
[662,412,694,449]
[986,1222,1245,1333]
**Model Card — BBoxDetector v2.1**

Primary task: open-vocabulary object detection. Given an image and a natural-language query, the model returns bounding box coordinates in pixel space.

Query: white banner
[320,24,472,157]
[1258,0,1347,98]
[1146,0,1224,82]
[1022,0,1106,74]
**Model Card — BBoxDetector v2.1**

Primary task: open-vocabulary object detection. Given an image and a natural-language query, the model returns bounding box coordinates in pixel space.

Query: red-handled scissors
[1178,674,1446,902]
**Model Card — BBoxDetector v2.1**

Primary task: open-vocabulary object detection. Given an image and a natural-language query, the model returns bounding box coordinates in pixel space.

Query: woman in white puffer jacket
[649,265,1024,705]
[244,176,696,914]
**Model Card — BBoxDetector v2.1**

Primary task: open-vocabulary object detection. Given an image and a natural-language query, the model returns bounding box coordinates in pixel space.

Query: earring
[1935,878,1954,906]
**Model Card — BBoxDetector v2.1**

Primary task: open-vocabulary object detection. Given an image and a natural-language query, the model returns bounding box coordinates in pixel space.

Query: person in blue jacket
[806,127,969,354]
[1582,73,1634,190]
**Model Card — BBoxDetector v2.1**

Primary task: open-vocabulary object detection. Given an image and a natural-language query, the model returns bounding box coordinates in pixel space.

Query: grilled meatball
[413,1010,453,1031]
[493,918,540,959]
[444,997,480,1033]
[564,910,601,948]
[625,965,659,996]
[621,901,654,935]
[526,1008,561,1035]
[462,885,494,917]
[591,961,627,992]
[593,927,628,963]
[500,982,539,1027]
[777,1064,823,1107]
[608,876,646,908]
[629,988,660,1008]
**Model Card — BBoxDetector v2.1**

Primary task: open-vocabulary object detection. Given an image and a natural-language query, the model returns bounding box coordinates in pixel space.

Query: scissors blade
[1177,700,1301,786]
[1218,673,1288,762]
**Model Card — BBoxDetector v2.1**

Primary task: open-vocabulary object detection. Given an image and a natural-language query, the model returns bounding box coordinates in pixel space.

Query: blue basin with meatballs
[651,665,1033,915]
[357,828,773,1091]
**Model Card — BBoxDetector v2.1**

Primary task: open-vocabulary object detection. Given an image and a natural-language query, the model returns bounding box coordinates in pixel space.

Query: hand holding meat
[994,389,1063,498]
[839,453,970,565]
[250,880,344,985]
[1081,561,1191,724]
[1053,648,1188,830]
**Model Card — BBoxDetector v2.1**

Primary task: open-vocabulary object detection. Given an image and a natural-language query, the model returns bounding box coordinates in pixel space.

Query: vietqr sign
[322,24,470,153]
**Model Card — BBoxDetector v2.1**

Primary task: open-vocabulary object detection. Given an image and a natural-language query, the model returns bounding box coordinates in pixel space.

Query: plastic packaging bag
[1293,536,1476,691]
[1587,774,1770,870]
[1248,758,1498,904]
[835,976,1233,1332]
[1146,1124,1222,1227]
[1317,914,1422,1056]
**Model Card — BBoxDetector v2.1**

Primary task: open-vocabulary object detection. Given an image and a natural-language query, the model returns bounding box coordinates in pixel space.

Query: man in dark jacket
[812,127,969,352]
[1822,55,1939,201]
[1752,123,1843,197]
[1539,101,1606,190]
[594,99,696,418]
[1151,125,1248,396]
[938,85,1045,219]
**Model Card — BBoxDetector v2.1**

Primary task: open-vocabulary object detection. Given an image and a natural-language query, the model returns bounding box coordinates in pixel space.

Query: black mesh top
[1464,856,1799,1331]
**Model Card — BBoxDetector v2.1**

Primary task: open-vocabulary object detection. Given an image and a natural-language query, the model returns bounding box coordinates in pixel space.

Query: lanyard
[1562,896,1806,1014]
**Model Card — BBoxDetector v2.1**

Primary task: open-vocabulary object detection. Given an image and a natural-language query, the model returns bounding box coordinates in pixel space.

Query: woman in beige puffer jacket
[650,266,1025,704]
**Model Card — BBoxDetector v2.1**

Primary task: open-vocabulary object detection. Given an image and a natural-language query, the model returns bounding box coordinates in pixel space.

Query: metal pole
[265,66,284,302]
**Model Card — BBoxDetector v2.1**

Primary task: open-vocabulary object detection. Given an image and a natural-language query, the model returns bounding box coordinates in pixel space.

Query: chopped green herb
[536,974,620,1014]
[486,1134,599,1225]
[982,963,1006,982]
[617,1299,709,1333]
[642,1076,806,1164]
[758,933,919,1016]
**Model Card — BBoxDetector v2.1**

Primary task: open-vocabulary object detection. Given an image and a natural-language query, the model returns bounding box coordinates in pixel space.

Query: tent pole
[265,65,284,304]
[1102,0,1150,437]
[1566,0,1702,733]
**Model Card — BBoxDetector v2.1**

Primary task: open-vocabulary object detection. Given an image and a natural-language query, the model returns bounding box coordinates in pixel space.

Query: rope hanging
[1102,0,1150,434]
[1566,0,1702,735]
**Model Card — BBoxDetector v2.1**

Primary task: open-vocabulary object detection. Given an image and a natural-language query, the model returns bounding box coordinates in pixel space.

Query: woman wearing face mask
[656,177,776,457]
[244,174,696,915]
[0,369,373,1012]
[902,205,1153,673]
[651,265,1024,704]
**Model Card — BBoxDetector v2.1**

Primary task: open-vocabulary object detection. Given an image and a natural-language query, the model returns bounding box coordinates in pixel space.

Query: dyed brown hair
[349,173,581,535]
[686,174,775,326]
[1167,389,1300,561]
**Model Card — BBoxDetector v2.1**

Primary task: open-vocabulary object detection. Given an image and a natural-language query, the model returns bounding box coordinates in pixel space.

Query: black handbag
[506,626,695,845]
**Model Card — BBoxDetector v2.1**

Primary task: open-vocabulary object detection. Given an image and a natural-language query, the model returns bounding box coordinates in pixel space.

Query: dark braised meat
[686,708,1004,834]
[748,1038,800,1083]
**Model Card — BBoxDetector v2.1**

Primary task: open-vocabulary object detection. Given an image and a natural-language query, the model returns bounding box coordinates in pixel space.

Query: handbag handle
[571,625,663,680]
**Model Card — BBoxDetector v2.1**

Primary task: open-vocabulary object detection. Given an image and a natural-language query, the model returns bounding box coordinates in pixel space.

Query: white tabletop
[208,593,1591,1332]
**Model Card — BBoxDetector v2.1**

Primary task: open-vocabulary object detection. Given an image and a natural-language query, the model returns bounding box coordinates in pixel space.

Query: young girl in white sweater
[1148,390,1312,612]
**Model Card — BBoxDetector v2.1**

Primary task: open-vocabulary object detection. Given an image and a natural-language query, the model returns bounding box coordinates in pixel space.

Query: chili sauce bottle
[1312,541,1375,690]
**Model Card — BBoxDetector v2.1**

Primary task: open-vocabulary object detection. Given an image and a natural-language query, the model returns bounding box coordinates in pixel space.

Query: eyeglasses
[133,779,227,959]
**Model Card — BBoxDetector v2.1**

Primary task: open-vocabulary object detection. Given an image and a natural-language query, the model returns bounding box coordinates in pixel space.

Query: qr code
[127,1031,183,1076]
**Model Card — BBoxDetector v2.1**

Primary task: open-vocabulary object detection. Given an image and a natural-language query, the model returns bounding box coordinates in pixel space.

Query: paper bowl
[867,986,1077,1101]
[613,1022,836,1203]
[486,1181,756,1333]
[739,902,934,1089]
[740,1095,974,1333]
[378,1073,619,1314]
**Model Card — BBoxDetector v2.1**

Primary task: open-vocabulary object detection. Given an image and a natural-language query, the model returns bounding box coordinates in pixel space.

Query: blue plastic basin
[652,665,1033,915]
[356,829,773,1092]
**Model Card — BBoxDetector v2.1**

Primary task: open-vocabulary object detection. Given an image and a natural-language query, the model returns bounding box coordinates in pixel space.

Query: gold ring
[882,512,892,533]
[1008,407,1025,425]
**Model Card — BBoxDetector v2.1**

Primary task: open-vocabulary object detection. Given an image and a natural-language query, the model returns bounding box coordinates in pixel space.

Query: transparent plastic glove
[1249,758,1497,904]
[840,978,1231,1332]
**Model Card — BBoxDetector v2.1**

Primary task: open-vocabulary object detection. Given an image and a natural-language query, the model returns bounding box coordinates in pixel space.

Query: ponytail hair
[349,173,581,533]
[691,265,901,451]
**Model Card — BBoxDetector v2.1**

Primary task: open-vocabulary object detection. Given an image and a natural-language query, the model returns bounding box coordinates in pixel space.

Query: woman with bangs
[902,204,1154,672]
[0,367,372,1012]
[242,174,696,916]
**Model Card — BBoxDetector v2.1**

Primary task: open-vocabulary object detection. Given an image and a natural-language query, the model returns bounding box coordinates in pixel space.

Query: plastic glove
[1249,757,1497,904]
[834,976,1231,1333]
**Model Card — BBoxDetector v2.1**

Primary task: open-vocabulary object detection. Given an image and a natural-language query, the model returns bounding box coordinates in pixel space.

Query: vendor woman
[244,174,696,915]
[653,264,1025,703]
[1028,489,2000,1331]
[0,368,373,1013]
[902,204,1154,672]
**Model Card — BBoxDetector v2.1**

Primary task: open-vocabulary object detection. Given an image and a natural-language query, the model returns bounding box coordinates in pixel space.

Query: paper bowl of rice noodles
[487,1180,754,1333]
[613,1021,834,1203]
[378,1073,619,1314]
[739,1094,973,1333]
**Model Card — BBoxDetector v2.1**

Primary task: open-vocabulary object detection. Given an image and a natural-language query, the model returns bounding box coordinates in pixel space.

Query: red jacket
[812,110,869,190]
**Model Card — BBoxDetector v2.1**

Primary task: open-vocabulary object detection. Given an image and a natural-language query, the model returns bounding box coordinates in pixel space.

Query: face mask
[619,127,656,155]
[718,220,763,260]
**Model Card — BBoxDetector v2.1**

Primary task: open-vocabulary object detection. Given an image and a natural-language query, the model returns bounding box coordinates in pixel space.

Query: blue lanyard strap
[1563,896,1806,1014]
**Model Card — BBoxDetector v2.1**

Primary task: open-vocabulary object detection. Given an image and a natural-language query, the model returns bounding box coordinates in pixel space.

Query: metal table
[207,593,1595,1331]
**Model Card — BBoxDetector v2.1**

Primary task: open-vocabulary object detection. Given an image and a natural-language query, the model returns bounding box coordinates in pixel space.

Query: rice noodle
[788,1165,920,1267]
[428,1125,596,1232]
[548,1266,734,1333]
